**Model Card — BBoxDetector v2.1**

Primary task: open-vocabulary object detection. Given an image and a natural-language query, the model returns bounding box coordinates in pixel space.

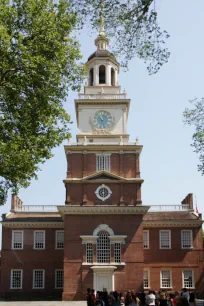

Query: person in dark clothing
[159,293,168,306]
[87,288,94,306]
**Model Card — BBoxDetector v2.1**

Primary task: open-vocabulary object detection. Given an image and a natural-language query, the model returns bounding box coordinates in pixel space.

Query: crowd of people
[87,288,196,306]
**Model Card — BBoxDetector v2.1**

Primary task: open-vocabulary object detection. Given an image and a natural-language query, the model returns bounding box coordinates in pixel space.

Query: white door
[96,273,112,292]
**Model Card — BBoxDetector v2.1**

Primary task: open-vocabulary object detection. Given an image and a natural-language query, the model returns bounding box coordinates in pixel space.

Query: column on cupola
[136,184,142,205]
[95,65,99,85]
[122,108,127,134]
[106,64,111,85]
[115,70,118,86]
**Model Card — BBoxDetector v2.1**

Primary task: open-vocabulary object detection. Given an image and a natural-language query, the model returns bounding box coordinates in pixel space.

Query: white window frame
[159,230,171,249]
[143,230,149,249]
[96,154,111,172]
[160,270,172,289]
[33,230,45,249]
[10,269,23,289]
[181,230,193,249]
[182,270,195,289]
[12,230,24,250]
[86,243,93,263]
[55,269,63,289]
[114,243,121,263]
[55,231,64,249]
[144,269,150,289]
[32,269,45,289]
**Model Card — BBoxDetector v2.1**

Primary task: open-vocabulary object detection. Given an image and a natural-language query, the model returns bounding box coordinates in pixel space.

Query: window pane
[11,270,22,289]
[160,231,170,248]
[144,270,149,288]
[97,231,110,263]
[86,243,93,263]
[143,231,149,248]
[182,231,192,248]
[97,155,110,171]
[183,270,193,288]
[56,231,64,249]
[161,270,171,288]
[12,231,23,249]
[33,270,44,288]
[34,231,44,249]
[55,270,63,289]
[114,243,121,263]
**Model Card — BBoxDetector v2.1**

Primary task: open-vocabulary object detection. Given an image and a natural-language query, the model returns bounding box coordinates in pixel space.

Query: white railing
[14,205,58,212]
[14,204,190,212]
[77,93,127,100]
[149,204,190,212]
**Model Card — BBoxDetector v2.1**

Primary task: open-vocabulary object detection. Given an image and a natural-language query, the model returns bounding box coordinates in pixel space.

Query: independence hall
[0,24,203,301]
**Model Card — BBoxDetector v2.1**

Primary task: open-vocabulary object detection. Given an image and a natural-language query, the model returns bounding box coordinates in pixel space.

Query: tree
[0,0,171,205]
[184,99,204,175]
[70,0,170,74]
[0,0,83,204]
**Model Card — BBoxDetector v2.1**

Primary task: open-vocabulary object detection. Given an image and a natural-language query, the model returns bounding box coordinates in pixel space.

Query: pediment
[82,171,124,181]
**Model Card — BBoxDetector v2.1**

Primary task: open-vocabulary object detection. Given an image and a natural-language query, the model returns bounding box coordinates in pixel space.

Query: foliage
[184,98,204,175]
[70,0,170,74]
[0,0,83,204]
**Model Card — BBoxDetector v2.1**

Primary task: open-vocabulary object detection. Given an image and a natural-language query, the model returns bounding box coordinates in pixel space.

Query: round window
[95,184,112,201]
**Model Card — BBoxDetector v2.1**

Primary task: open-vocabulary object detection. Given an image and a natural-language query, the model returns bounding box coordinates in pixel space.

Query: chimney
[181,193,193,210]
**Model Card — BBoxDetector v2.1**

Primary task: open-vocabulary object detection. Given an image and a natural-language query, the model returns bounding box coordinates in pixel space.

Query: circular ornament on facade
[95,184,112,201]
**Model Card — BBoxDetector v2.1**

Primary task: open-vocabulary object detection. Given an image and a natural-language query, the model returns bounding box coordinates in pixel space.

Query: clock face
[93,110,113,129]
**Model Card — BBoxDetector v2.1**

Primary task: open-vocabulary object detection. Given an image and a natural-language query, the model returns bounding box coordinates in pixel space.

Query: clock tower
[62,22,148,301]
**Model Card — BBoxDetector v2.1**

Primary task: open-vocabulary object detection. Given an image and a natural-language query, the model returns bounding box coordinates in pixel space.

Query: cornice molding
[64,144,143,152]
[1,222,64,228]
[57,205,150,216]
[143,220,203,228]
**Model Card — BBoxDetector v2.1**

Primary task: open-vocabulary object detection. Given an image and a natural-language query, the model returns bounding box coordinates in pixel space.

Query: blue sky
[1,0,204,244]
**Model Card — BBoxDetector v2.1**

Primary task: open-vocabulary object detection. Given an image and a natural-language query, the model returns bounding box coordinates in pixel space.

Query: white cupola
[85,14,120,90]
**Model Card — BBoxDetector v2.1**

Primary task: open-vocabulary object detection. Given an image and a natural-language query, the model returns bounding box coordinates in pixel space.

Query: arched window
[97,231,110,263]
[99,65,106,84]
[111,68,115,86]
[89,68,94,86]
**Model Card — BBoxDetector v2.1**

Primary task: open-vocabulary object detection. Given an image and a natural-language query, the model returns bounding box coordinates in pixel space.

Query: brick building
[0,25,203,301]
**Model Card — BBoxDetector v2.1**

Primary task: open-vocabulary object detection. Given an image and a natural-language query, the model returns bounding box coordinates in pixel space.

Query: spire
[99,0,105,37]
[95,0,109,50]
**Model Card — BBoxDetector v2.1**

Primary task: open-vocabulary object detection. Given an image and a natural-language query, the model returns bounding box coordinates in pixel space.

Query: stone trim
[80,235,98,244]
[2,222,64,228]
[143,220,203,228]
[57,205,150,216]
[109,235,127,244]
[63,178,144,184]
[82,262,125,266]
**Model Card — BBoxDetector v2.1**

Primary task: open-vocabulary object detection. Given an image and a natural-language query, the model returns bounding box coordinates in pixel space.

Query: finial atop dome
[99,1,105,37]
[95,0,109,50]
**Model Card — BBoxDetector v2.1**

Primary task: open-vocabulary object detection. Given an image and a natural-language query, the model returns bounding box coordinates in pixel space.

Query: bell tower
[75,17,130,145]
[62,13,147,301]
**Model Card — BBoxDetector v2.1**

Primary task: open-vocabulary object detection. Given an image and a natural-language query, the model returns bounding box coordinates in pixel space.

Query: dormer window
[89,68,94,86]
[96,154,110,171]
[99,65,106,84]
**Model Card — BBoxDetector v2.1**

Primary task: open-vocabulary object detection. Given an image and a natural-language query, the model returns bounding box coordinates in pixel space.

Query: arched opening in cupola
[89,68,94,86]
[111,68,115,86]
[99,65,106,84]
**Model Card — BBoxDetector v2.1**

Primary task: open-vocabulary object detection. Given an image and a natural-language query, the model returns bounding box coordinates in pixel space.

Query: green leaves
[0,0,84,204]
[184,98,204,175]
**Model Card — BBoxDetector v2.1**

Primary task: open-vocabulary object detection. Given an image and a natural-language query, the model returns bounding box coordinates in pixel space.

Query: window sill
[82,262,126,266]
[159,248,172,250]
[160,287,173,289]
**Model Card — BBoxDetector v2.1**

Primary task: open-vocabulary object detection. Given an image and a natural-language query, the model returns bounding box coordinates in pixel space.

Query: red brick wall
[63,214,144,300]
[0,227,64,298]
[65,182,141,205]
[67,153,140,179]
[143,226,204,292]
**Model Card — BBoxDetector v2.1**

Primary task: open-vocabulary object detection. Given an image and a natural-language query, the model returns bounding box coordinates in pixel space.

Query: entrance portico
[91,266,117,292]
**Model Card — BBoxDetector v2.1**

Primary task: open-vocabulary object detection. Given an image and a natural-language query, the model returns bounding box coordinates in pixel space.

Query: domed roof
[88,49,116,62]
